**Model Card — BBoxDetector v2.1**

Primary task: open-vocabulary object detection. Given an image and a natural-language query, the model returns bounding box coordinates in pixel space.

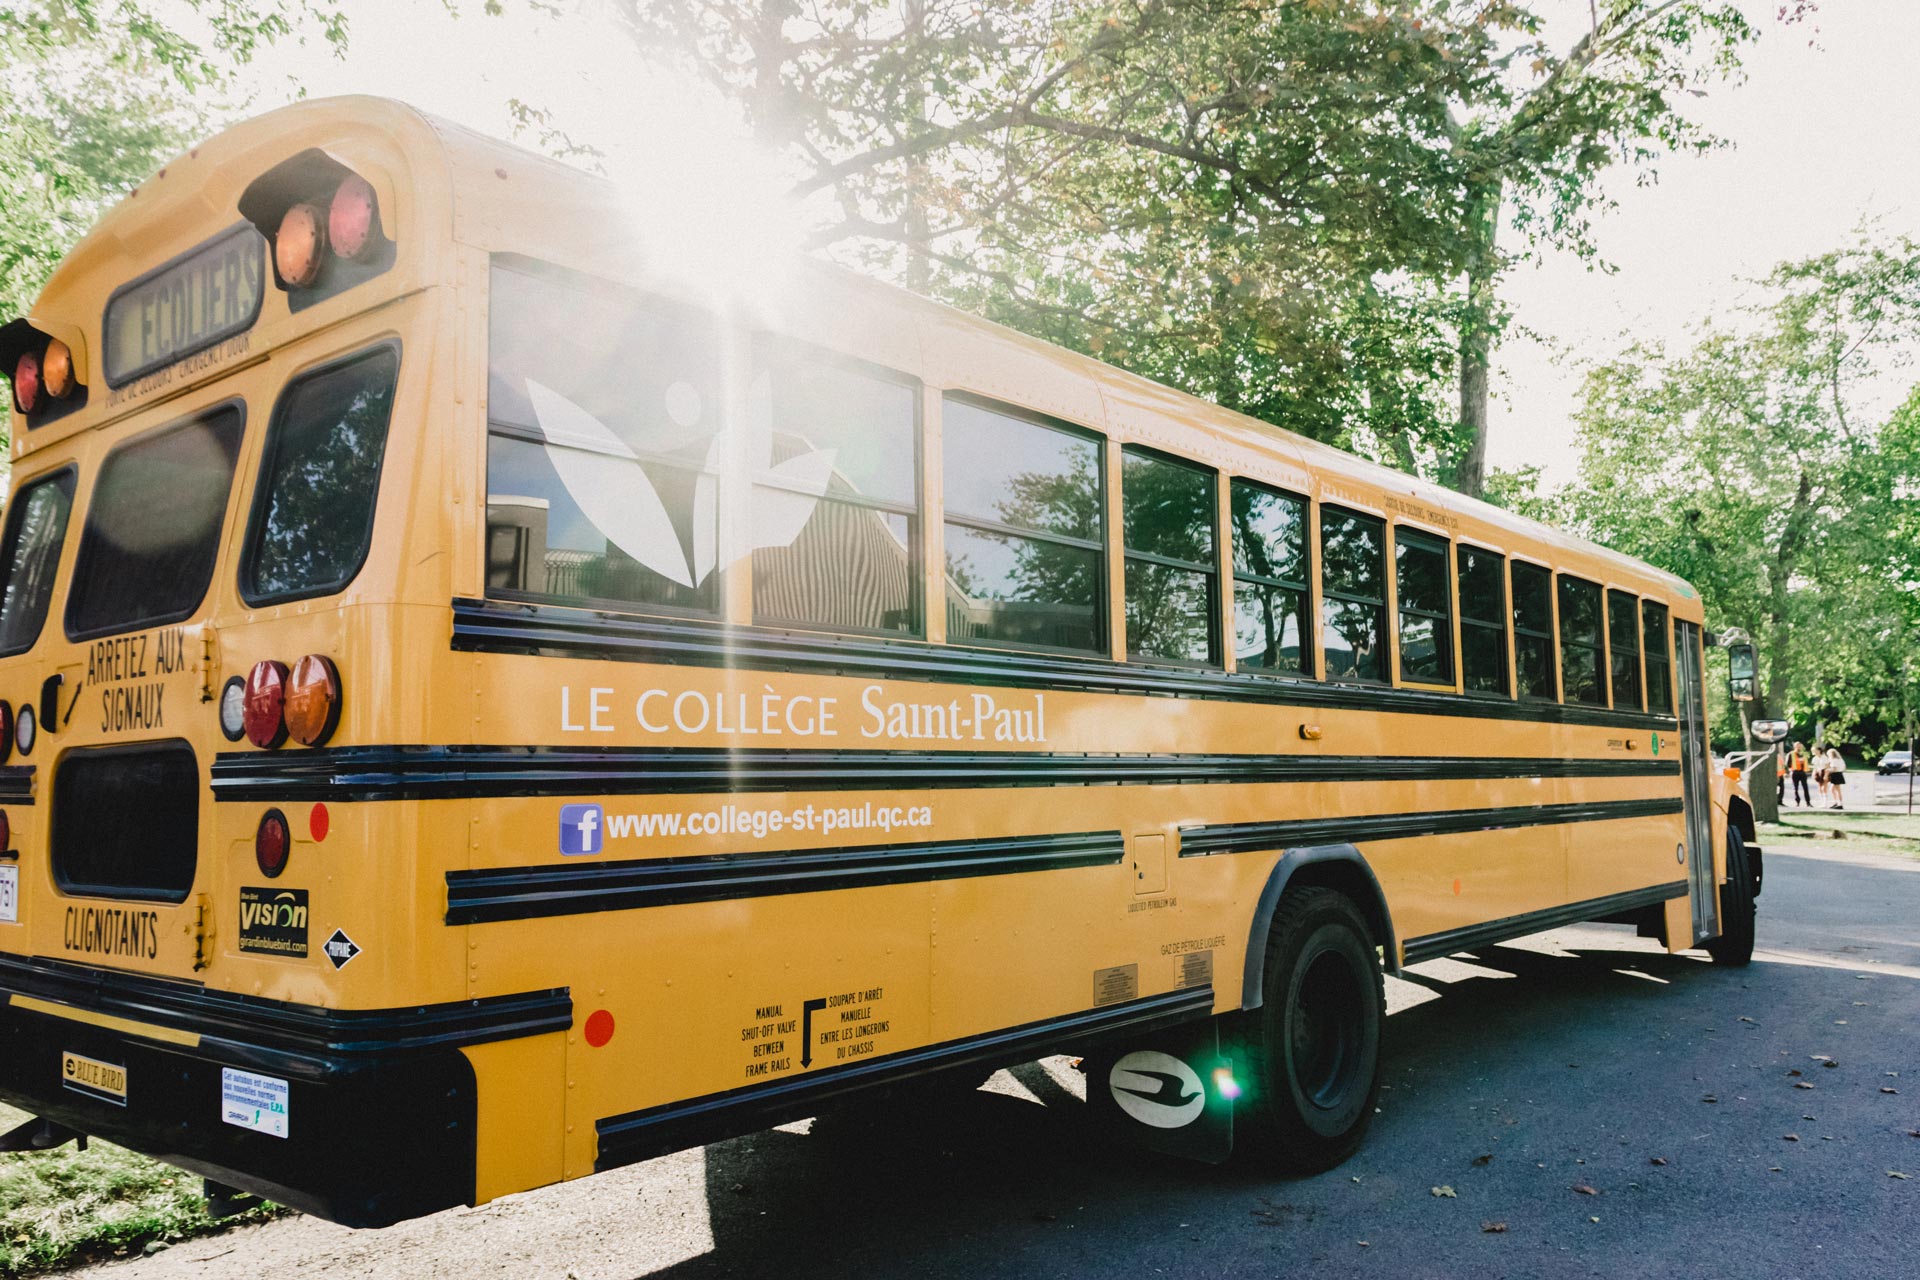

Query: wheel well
[1240,846,1398,1011]
[1727,796,1757,845]
[1285,861,1393,958]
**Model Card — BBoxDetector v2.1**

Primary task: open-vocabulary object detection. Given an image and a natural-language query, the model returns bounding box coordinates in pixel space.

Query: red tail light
[12,351,39,415]
[243,660,290,749]
[284,654,341,747]
[256,808,290,877]
[329,176,379,261]
[0,702,12,764]
[0,809,11,854]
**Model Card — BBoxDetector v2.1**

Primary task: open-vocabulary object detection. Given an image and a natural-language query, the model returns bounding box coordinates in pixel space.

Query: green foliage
[1558,231,1920,748]
[0,2,348,320]
[0,1104,278,1275]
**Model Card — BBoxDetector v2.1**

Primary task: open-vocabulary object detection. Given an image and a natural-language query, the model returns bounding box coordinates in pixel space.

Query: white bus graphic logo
[525,376,833,588]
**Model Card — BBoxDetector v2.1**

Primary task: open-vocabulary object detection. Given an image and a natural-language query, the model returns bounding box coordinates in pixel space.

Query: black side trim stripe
[452,598,1681,733]
[446,830,1125,925]
[594,986,1214,1171]
[0,954,569,1077]
[0,766,33,806]
[212,744,1678,803]
[1402,880,1689,965]
[1180,797,1684,858]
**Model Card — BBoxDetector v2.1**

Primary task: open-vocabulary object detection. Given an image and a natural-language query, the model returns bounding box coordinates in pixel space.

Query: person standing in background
[1826,746,1848,809]
[1777,749,1788,804]
[1789,741,1812,807]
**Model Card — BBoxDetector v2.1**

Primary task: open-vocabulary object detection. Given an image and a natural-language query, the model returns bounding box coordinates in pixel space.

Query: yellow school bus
[0,97,1758,1226]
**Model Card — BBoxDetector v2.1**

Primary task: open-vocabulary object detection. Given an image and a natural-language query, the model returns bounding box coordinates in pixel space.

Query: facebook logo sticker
[559,804,604,856]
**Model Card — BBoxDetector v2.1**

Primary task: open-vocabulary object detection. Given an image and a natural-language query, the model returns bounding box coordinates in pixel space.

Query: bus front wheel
[1229,886,1384,1173]
[1706,825,1756,967]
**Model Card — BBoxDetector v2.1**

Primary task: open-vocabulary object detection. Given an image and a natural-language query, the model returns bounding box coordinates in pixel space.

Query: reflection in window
[1320,507,1386,681]
[1123,449,1216,664]
[1457,544,1508,695]
[942,398,1103,653]
[1558,574,1606,705]
[485,261,722,614]
[0,470,75,656]
[66,407,244,639]
[1608,589,1643,710]
[1643,600,1673,714]
[751,352,920,634]
[1511,561,1556,699]
[1395,529,1453,685]
[244,346,398,601]
[1230,480,1309,675]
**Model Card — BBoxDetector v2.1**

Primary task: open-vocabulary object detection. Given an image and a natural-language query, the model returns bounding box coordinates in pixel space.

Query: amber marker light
[243,660,290,749]
[275,202,327,288]
[11,350,39,414]
[329,175,378,261]
[40,339,73,400]
[284,654,341,748]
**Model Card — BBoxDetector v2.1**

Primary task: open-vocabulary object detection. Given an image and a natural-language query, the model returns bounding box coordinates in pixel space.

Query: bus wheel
[1706,825,1756,967]
[1229,887,1384,1173]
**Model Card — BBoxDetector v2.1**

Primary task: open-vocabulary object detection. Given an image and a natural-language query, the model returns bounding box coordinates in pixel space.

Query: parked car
[1878,749,1913,775]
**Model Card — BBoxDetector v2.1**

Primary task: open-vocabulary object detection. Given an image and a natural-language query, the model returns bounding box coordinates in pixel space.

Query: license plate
[0,864,15,923]
[62,1051,127,1104]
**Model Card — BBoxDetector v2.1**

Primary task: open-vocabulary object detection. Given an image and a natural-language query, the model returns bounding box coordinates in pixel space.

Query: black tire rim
[1290,943,1364,1111]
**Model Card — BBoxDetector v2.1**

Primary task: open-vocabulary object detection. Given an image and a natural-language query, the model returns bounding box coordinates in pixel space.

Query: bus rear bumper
[0,957,571,1228]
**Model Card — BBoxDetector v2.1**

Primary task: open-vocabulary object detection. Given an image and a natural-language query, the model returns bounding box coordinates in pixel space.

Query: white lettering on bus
[556,682,1042,743]
[560,686,615,733]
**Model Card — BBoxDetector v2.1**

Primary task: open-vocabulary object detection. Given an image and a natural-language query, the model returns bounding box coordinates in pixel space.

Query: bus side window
[1456,543,1508,696]
[1228,479,1310,676]
[1557,574,1606,706]
[1510,560,1556,700]
[241,345,400,603]
[1607,588,1643,711]
[1319,507,1387,682]
[0,468,77,657]
[941,397,1105,655]
[484,261,724,617]
[1643,599,1673,714]
[750,348,920,636]
[1121,447,1217,665]
[1394,528,1454,686]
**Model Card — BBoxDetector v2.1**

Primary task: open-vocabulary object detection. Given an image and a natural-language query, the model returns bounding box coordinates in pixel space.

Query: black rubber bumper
[0,955,570,1228]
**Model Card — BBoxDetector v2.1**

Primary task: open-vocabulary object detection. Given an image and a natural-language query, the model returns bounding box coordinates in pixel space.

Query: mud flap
[1082,1021,1234,1163]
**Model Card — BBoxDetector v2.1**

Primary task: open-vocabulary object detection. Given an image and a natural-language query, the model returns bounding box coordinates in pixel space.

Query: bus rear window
[65,406,244,640]
[242,345,399,603]
[0,469,76,656]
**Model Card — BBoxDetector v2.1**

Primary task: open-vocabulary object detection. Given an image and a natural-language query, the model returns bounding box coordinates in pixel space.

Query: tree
[594,0,1492,466]
[568,1,1807,493]
[0,2,347,319]
[1559,233,1920,754]
[1442,0,1778,497]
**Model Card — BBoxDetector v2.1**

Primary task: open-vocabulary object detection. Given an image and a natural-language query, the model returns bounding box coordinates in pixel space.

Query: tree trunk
[1454,181,1504,498]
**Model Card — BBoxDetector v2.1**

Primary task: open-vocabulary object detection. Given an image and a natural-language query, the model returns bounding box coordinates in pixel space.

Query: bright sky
[217,0,1919,485]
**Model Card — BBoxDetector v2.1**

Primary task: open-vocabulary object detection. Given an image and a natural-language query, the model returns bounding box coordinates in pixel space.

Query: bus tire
[1706,824,1756,967]
[1227,886,1384,1173]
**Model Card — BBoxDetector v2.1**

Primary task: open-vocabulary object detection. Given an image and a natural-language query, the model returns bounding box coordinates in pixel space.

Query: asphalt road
[104,842,1917,1280]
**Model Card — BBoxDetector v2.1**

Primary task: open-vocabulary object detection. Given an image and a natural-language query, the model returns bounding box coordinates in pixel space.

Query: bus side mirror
[1728,643,1758,703]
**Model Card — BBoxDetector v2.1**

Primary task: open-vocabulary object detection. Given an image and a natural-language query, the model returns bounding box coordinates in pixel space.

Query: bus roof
[17,94,1697,607]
